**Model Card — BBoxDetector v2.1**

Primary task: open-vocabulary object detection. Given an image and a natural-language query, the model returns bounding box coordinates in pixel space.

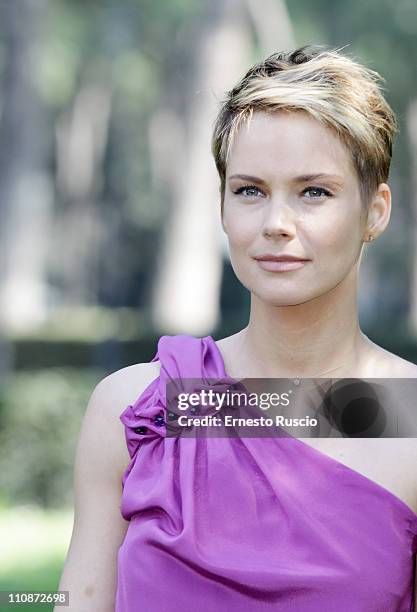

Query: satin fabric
[116,334,417,611]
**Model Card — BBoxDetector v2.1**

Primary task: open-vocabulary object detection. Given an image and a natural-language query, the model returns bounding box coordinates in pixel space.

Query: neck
[235,266,371,378]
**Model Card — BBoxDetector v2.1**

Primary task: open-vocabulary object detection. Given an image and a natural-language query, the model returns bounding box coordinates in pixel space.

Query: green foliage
[0,556,64,612]
[0,368,104,509]
[0,506,72,611]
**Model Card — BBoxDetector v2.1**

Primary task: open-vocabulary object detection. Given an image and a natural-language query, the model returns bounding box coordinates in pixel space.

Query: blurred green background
[1,0,417,609]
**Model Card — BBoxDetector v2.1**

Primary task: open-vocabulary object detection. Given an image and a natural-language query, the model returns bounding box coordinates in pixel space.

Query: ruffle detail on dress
[119,335,244,463]
[119,378,167,460]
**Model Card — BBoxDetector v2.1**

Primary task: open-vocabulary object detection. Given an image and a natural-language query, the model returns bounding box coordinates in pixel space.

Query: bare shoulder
[367,342,417,377]
[95,359,161,417]
[84,360,161,478]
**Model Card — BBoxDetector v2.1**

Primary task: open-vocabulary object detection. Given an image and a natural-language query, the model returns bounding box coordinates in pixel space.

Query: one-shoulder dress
[116,334,417,611]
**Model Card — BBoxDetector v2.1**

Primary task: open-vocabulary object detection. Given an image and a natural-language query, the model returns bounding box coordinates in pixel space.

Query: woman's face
[222,110,368,306]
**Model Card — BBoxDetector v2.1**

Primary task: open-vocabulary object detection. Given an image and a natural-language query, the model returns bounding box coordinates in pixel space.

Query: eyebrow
[228,173,344,185]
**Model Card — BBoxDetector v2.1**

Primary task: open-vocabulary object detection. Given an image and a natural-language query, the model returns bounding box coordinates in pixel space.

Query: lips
[254,254,309,262]
[253,254,310,273]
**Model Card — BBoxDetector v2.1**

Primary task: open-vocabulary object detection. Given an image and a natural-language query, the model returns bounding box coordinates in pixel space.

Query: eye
[302,186,333,200]
[232,185,265,199]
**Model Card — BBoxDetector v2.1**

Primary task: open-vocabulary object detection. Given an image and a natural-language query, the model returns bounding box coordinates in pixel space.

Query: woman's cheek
[227,243,255,287]
[226,228,256,265]
[226,215,258,242]
[308,218,352,255]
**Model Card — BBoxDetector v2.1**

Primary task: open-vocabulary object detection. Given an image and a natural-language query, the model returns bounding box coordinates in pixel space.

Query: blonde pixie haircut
[211,44,398,215]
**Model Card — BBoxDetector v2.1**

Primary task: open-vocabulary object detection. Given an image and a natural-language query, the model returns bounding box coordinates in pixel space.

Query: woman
[57,45,417,611]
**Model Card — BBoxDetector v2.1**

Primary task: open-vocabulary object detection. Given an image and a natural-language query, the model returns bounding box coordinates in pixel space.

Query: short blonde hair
[211,44,398,213]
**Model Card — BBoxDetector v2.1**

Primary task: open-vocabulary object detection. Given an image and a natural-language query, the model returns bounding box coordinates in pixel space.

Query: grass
[0,506,73,611]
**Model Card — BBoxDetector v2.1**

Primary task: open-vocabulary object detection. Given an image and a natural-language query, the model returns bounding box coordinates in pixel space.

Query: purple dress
[116,334,417,611]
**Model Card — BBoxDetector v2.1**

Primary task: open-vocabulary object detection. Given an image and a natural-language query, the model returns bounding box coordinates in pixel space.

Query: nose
[261,197,296,239]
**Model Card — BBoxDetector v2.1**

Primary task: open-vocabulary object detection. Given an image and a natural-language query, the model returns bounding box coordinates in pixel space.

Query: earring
[368,234,375,242]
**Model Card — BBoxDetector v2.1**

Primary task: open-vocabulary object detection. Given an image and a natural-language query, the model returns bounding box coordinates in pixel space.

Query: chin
[252,276,349,306]
[251,286,315,307]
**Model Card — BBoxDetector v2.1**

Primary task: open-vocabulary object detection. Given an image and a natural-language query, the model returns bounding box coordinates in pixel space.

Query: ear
[363,183,391,241]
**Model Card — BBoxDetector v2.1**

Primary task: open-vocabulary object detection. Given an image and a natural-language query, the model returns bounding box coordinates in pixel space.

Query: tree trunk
[0,0,52,333]
[150,0,253,335]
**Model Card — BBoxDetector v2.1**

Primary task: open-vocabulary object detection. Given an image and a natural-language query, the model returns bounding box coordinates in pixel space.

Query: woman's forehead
[231,110,346,154]
[227,113,354,182]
